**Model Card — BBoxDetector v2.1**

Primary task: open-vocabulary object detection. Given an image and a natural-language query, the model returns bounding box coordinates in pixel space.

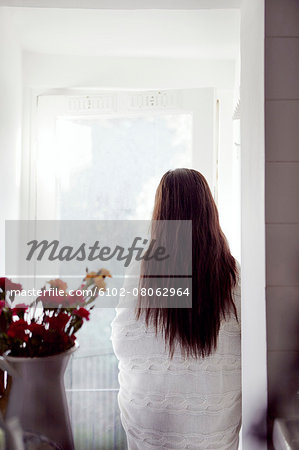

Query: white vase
[0,342,78,450]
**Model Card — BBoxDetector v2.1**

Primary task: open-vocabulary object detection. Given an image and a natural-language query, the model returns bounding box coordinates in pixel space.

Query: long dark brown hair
[136,168,238,358]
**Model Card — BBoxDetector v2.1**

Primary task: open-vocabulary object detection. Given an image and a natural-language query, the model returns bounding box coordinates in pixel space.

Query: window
[55,114,192,221]
[33,89,216,449]
[58,111,193,448]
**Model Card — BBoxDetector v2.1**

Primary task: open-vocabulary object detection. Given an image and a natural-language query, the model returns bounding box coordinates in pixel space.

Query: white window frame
[26,88,218,221]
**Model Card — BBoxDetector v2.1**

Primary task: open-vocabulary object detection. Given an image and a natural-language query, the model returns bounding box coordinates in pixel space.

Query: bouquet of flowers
[0,269,111,358]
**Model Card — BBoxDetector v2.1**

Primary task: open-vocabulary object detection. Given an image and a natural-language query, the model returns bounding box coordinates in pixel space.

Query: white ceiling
[1,0,241,9]
[11,8,240,59]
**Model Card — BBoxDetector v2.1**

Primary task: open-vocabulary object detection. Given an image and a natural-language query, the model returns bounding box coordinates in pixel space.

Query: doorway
[5,2,266,449]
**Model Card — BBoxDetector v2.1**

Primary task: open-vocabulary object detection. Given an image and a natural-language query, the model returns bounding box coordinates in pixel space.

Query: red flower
[0,278,22,292]
[64,292,85,308]
[60,332,71,345]
[45,312,70,331]
[0,300,6,315]
[39,290,66,307]
[12,303,28,316]
[28,322,46,337]
[40,290,85,308]
[73,307,90,321]
[7,319,29,342]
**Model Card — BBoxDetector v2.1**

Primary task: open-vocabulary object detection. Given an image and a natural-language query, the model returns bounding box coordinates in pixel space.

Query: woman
[111,169,241,450]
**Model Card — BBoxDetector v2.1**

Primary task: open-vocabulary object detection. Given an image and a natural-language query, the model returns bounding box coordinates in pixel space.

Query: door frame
[240,1,267,449]
[18,1,266,449]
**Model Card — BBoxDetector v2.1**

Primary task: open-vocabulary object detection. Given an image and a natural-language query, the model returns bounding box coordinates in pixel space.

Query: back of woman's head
[136,168,238,358]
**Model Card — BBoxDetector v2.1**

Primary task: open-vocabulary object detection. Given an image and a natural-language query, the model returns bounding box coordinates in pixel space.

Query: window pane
[57,113,193,449]
[56,114,192,220]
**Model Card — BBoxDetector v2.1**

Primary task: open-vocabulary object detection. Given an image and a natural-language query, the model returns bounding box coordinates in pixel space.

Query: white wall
[240,0,266,448]
[0,0,241,10]
[217,89,241,261]
[0,7,22,274]
[23,52,236,91]
[22,52,237,236]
